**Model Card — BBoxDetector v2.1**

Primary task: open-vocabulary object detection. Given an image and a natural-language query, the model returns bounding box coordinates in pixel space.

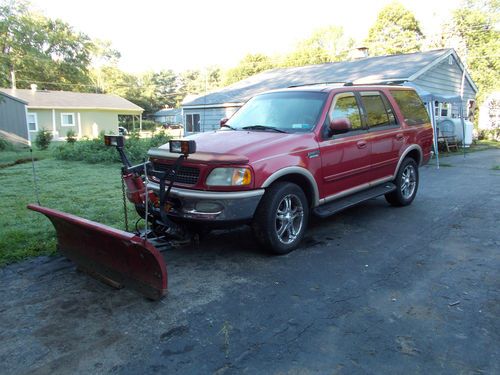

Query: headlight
[206,167,252,186]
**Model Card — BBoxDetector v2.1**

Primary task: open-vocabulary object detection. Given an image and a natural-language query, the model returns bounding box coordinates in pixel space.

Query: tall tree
[365,1,424,56]
[450,0,499,103]
[283,26,354,67]
[0,0,96,90]
[223,54,274,85]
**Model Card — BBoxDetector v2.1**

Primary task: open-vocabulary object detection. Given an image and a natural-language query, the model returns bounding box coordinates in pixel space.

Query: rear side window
[360,91,397,128]
[390,90,430,125]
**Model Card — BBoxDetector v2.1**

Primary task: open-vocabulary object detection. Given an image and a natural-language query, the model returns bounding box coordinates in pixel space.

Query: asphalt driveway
[1,149,499,374]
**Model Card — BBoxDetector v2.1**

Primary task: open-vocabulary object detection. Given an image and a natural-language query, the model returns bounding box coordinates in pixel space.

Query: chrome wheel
[275,194,304,245]
[401,164,417,199]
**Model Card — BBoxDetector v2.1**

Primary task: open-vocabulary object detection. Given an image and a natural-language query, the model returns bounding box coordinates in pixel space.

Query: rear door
[358,90,402,182]
[318,92,372,198]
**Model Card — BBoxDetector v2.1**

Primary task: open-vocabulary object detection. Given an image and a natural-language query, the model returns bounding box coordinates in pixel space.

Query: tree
[0,0,97,91]
[365,1,424,56]
[283,26,354,67]
[449,0,499,103]
[223,54,274,85]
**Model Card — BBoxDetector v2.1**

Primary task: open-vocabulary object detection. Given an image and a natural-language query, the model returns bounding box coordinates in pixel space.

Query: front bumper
[147,182,265,222]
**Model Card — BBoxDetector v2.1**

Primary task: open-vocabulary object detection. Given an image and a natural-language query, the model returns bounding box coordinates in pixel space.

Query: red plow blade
[28,204,167,300]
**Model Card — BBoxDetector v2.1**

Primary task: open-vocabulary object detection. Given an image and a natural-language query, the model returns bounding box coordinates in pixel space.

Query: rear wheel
[385,158,419,206]
[252,182,309,255]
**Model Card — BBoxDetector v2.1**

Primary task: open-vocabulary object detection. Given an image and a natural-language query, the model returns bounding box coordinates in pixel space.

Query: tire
[252,182,309,255]
[385,157,419,207]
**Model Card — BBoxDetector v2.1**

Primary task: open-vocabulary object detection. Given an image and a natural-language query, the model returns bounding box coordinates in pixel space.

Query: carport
[403,82,466,168]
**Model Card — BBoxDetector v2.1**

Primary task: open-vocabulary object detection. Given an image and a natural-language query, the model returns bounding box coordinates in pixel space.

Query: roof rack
[288,80,405,88]
[288,82,351,88]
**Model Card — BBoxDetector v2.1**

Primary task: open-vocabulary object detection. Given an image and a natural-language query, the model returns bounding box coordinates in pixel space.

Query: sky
[30,0,463,73]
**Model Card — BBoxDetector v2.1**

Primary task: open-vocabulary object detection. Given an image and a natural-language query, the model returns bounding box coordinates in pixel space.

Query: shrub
[35,129,53,150]
[120,119,159,132]
[66,129,77,143]
[53,131,172,164]
[0,137,14,151]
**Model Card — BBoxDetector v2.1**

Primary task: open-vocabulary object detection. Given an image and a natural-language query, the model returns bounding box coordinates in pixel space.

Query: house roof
[0,88,143,112]
[154,108,181,116]
[183,49,476,107]
[0,90,28,105]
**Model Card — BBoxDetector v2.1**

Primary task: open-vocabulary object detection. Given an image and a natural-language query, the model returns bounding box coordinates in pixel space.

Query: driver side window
[329,93,363,132]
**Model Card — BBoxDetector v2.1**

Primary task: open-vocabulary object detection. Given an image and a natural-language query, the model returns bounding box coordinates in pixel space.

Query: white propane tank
[438,119,474,147]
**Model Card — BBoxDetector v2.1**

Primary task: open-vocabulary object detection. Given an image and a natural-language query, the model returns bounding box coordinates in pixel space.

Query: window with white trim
[185,113,200,132]
[27,113,38,132]
[434,102,452,118]
[61,113,75,126]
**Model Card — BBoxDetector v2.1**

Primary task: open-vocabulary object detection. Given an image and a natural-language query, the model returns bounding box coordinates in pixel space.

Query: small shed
[0,91,29,145]
[0,87,143,142]
[182,48,477,133]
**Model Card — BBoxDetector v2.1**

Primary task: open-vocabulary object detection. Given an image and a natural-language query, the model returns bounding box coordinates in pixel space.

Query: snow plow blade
[28,204,167,300]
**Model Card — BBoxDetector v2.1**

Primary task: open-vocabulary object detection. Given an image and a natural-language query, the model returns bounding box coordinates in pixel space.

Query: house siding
[0,93,28,141]
[28,108,120,139]
[413,54,476,116]
[183,107,240,134]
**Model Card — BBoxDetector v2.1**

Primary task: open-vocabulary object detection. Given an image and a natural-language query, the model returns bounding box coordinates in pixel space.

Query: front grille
[151,162,200,185]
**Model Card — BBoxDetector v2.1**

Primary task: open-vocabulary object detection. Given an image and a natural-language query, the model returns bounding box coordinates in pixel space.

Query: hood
[156,130,318,164]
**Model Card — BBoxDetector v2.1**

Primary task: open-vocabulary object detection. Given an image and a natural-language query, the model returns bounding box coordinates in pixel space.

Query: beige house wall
[26,108,140,139]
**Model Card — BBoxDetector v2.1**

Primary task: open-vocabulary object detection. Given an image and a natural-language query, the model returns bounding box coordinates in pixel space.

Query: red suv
[147,85,433,253]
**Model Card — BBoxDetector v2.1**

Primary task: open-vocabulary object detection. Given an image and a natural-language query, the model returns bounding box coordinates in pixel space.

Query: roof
[154,108,181,116]
[0,90,28,105]
[183,49,476,107]
[0,88,143,112]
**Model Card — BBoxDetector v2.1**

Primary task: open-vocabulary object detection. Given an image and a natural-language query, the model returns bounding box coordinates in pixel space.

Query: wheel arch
[261,167,319,208]
[394,145,423,177]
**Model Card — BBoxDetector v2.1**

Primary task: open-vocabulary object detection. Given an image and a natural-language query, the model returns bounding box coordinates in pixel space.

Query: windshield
[227,91,328,133]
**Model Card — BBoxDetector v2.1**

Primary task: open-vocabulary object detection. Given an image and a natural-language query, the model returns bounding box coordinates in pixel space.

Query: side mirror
[329,118,351,135]
[220,118,229,127]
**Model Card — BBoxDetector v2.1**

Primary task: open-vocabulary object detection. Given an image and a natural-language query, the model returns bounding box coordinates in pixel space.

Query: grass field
[0,139,498,266]
[0,148,140,266]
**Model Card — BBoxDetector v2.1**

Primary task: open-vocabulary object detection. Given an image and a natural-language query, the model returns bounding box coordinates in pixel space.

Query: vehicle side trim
[319,176,393,205]
[261,167,320,207]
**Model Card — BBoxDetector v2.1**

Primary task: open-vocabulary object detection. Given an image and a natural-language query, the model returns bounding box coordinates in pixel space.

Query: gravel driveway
[1,149,499,374]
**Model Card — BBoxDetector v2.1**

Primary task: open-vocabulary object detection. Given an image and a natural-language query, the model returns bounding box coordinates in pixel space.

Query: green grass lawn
[0,155,140,266]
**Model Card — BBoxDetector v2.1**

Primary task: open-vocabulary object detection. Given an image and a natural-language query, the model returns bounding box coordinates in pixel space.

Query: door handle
[356,140,367,149]
[396,133,404,141]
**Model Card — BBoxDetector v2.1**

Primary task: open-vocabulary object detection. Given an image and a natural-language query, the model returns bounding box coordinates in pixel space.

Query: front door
[318,92,372,198]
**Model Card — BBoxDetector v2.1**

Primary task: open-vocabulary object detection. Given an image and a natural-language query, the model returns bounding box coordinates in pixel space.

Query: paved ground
[1,150,499,375]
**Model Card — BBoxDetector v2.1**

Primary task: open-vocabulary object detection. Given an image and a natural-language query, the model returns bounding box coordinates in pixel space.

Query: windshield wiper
[242,125,287,133]
[220,123,236,130]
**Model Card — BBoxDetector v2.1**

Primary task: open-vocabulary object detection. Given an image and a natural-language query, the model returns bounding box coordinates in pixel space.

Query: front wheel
[385,158,419,206]
[252,182,309,255]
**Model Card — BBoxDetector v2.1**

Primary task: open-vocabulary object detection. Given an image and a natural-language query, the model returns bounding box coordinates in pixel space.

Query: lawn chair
[437,126,460,153]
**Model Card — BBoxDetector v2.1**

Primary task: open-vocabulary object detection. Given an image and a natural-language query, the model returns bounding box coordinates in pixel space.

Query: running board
[313,183,396,218]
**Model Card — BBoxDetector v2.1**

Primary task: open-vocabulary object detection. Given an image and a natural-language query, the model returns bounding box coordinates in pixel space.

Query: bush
[53,131,172,164]
[35,129,53,150]
[0,137,14,151]
[120,119,159,132]
[66,129,77,143]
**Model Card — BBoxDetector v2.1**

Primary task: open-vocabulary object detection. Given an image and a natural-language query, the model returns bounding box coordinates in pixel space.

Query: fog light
[195,201,223,213]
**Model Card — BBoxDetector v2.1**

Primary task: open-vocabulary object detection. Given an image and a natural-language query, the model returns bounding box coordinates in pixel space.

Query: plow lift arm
[28,135,197,300]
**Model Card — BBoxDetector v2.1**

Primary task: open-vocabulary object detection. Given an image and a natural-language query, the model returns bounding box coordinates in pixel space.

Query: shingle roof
[154,108,181,116]
[0,88,143,112]
[183,49,454,107]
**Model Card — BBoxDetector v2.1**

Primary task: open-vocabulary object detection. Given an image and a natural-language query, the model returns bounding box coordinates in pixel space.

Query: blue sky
[31,0,462,73]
